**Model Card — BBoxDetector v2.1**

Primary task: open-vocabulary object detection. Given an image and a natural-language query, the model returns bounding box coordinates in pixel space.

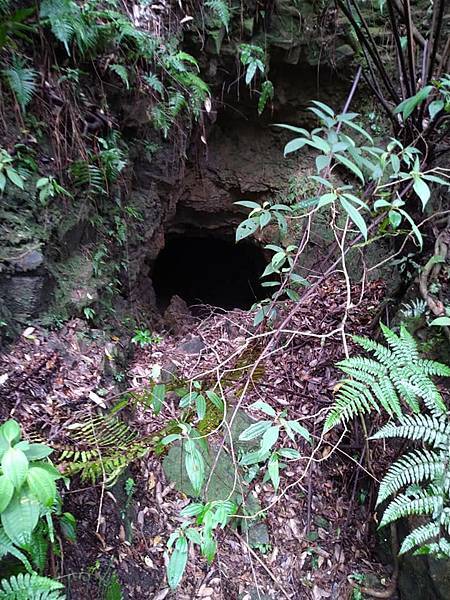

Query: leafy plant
[372,410,450,557]
[238,401,310,491]
[36,176,71,206]
[0,572,65,599]
[131,329,162,347]
[0,149,25,192]
[324,324,450,432]
[0,420,66,558]
[166,500,237,589]
[205,0,231,32]
[2,58,38,113]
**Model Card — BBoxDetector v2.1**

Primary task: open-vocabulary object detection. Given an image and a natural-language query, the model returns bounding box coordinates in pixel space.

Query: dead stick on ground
[231,530,292,600]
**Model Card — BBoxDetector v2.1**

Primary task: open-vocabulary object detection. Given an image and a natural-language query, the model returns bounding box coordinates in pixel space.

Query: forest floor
[0,275,397,599]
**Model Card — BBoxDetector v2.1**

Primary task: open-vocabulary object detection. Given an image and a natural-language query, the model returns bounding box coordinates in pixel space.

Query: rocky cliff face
[0,0,358,338]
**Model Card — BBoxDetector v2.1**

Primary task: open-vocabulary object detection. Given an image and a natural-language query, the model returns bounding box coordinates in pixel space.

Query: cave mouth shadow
[152,233,268,311]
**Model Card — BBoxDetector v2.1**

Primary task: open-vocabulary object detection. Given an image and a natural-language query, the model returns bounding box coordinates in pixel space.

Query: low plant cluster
[0,419,75,598]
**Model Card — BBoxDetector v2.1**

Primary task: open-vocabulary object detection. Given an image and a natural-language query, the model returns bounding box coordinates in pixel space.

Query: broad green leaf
[32,462,62,481]
[180,391,197,408]
[0,476,14,512]
[161,434,181,445]
[235,200,261,210]
[316,154,330,172]
[284,138,308,156]
[334,153,365,184]
[151,383,165,415]
[167,536,188,589]
[278,448,301,459]
[268,453,280,491]
[429,100,444,120]
[240,449,269,465]
[310,100,335,117]
[389,210,402,229]
[394,86,433,119]
[249,401,276,417]
[180,503,204,517]
[239,420,272,441]
[287,420,311,442]
[27,466,57,507]
[0,172,6,191]
[259,211,271,228]
[201,533,217,563]
[185,440,205,496]
[60,512,77,543]
[273,124,310,136]
[317,192,336,208]
[5,168,24,189]
[185,527,202,545]
[1,489,40,546]
[340,197,368,240]
[2,448,28,490]
[412,176,431,209]
[1,421,20,444]
[430,317,450,326]
[260,425,280,454]
[196,394,206,421]
[245,61,257,85]
[236,218,258,241]
[205,390,224,411]
[23,443,53,461]
[398,208,423,248]
[309,135,330,154]
[290,273,310,286]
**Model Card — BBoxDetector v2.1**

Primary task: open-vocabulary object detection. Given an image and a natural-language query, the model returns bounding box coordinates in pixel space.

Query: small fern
[205,0,231,32]
[60,414,152,485]
[324,324,450,431]
[373,411,450,556]
[70,159,105,195]
[2,58,38,112]
[0,573,65,600]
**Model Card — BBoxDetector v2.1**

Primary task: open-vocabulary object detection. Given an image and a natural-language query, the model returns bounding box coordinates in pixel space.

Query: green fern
[0,573,65,600]
[373,412,450,556]
[59,414,152,485]
[70,160,105,195]
[39,0,81,55]
[2,59,38,112]
[205,0,231,32]
[324,324,450,431]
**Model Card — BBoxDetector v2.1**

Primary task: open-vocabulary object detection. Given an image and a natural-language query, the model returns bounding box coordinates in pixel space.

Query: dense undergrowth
[0,0,450,598]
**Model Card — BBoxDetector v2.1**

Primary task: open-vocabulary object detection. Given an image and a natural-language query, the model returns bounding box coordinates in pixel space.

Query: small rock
[177,336,206,355]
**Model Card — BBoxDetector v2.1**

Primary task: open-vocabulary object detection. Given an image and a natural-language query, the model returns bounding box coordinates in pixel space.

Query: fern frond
[2,59,37,112]
[400,522,440,554]
[380,492,443,527]
[59,414,151,485]
[352,334,394,365]
[0,573,65,600]
[371,413,450,449]
[417,359,450,378]
[70,160,105,195]
[324,324,449,431]
[376,449,444,504]
[205,0,231,31]
[380,323,419,362]
[108,64,129,89]
[40,0,79,54]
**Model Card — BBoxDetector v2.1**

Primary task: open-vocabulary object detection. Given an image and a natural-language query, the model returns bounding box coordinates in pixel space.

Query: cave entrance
[152,234,267,311]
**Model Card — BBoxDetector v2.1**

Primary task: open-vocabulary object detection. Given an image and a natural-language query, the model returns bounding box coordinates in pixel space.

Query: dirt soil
[0,275,397,599]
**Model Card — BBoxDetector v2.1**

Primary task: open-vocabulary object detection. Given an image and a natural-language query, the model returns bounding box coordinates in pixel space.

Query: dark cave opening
[152,234,267,311]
